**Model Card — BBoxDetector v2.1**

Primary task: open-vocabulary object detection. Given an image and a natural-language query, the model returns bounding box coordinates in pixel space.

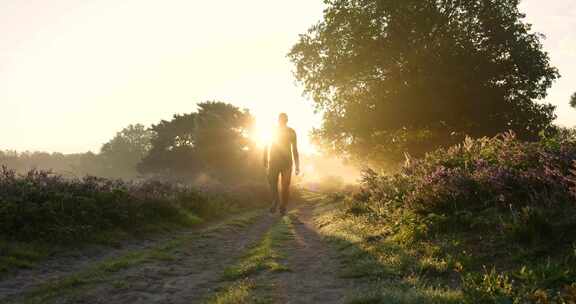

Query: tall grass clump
[340,132,576,303]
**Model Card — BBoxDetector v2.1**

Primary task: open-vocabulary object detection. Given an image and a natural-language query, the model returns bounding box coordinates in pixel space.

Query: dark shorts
[267,164,293,209]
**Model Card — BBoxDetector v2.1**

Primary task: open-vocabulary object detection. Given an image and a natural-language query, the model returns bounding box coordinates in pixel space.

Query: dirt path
[1,197,356,304]
[53,214,277,304]
[0,232,179,299]
[271,204,351,304]
[0,213,271,303]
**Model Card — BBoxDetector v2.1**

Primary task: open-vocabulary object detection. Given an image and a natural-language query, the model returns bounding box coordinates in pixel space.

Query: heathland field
[1,132,576,303]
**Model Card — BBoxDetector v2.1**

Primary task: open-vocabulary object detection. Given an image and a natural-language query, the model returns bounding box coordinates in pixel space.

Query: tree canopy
[138,101,259,183]
[571,92,576,109]
[290,0,559,167]
[99,124,153,179]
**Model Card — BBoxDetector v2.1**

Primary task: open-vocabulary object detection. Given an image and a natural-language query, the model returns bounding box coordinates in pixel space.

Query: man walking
[263,113,300,215]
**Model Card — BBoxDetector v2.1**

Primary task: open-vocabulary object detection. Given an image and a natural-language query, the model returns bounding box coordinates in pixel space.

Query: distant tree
[99,124,154,179]
[0,150,87,176]
[570,92,576,109]
[72,151,105,177]
[137,113,198,179]
[290,0,559,167]
[138,113,196,176]
[138,101,258,182]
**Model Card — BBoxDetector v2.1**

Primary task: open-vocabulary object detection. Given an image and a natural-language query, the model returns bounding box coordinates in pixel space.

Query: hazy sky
[1,0,575,153]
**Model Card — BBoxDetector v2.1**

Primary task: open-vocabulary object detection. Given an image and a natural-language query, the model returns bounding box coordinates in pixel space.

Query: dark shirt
[264,126,299,169]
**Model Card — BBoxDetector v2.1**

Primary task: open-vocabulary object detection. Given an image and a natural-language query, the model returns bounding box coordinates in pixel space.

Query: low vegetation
[206,279,259,304]
[207,216,294,304]
[0,167,267,272]
[316,132,576,303]
[223,216,293,280]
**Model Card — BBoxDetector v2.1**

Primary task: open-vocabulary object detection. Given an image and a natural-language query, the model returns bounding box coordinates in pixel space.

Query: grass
[203,279,277,304]
[204,279,268,304]
[309,187,576,303]
[222,216,293,280]
[0,241,53,274]
[311,195,464,304]
[4,210,263,304]
[206,215,295,304]
[17,247,167,303]
[0,213,204,276]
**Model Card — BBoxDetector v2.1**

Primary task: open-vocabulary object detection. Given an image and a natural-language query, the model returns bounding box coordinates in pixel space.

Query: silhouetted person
[263,113,300,215]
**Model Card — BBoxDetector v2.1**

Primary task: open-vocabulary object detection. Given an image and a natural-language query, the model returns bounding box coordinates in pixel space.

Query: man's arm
[291,130,300,175]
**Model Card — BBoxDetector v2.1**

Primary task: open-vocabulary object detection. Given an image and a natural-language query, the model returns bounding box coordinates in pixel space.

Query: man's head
[278,113,288,126]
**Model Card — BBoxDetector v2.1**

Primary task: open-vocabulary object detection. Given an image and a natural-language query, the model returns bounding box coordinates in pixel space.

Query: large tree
[290,0,559,167]
[570,92,576,109]
[138,101,259,182]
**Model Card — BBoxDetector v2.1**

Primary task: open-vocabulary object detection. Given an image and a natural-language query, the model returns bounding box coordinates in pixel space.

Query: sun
[256,128,274,147]
[253,117,276,148]
[251,114,318,154]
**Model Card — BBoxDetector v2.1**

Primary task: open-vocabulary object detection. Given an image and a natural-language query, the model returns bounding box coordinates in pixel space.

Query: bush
[0,167,264,243]
[341,131,576,302]
[357,132,576,226]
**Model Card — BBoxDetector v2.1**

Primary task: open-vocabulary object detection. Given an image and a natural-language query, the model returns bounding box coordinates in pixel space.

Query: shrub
[0,167,264,243]
[342,131,576,301]
[355,132,576,223]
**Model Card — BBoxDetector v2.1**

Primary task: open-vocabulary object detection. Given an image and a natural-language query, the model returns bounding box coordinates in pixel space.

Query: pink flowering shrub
[359,132,576,215]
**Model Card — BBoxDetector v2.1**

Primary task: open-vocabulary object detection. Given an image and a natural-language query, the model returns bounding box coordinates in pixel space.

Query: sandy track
[1,198,356,304]
[0,212,276,304]
[52,214,277,304]
[271,204,351,304]
[0,231,182,301]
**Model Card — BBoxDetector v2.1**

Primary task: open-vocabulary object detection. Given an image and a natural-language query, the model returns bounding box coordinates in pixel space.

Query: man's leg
[279,166,292,214]
[268,167,280,213]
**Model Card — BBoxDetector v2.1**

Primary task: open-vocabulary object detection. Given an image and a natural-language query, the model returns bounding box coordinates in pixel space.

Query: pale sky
[1,0,575,153]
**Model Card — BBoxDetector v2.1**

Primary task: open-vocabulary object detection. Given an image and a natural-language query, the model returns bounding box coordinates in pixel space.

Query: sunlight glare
[254,117,276,147]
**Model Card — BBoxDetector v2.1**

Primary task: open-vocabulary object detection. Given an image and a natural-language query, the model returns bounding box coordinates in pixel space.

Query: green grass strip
[205,215,295,304]
[204,279,260,304]
[222,216,293,280]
